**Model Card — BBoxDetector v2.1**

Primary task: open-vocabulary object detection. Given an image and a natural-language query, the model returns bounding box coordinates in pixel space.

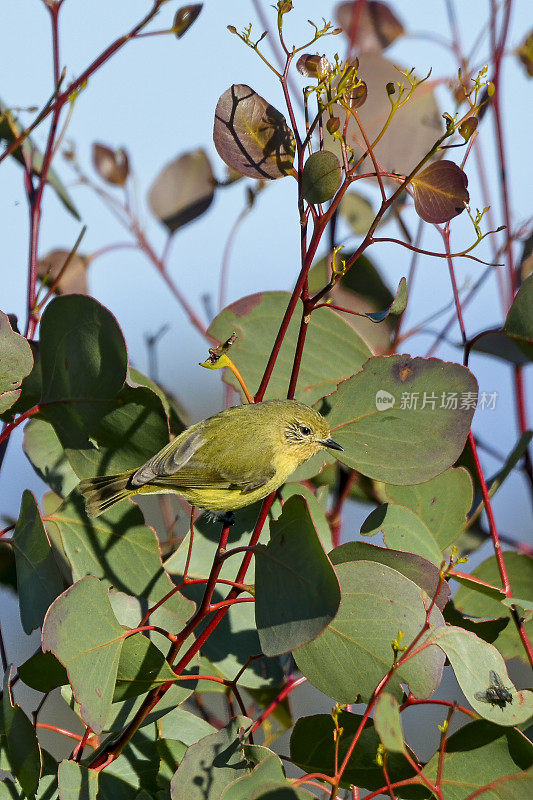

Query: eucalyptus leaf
[319,354,477,484]
[219,752,286,800]
[41,575,125,733]
[255,495,340,656]
[213,85,295,179]
[148,149,215,233]
[22,418,79,497]
[412,160,469,224]
[360,502,443,565]
[0,310,33,414]
[385,466,473,550]
[2,667,41,799]
[208,291,372,404]
[400,720,533,800]
[12,490,63,634]
[57,761,98,800]
[170,717,251,800]
[294,560,445,702]
[454,553,533,663]
[503,274,533,359]
[429,626,533,725]
[364,277,407,323]
[329,541,450,610]
[374,692,405,753]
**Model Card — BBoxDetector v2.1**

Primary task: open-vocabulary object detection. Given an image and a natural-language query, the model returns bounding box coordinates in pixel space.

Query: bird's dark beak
[321,438,344,452]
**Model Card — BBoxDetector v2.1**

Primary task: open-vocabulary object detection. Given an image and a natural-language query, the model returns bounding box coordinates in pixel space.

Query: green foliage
[0,311,33,415]
[319,354,477,484]
[2,668,41,799]
[208,291,372,403]
[12,490,63,634]
[294,560,446,702]
[454,553,533,662]
[290,711,415,790]
[255,495,340,655]
[1,1,531,798]
[503,274,533,359]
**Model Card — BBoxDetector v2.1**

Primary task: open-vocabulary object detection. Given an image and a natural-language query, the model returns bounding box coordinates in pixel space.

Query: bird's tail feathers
[78,472,134,517]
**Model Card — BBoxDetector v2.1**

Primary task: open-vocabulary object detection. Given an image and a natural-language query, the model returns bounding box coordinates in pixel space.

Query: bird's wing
[131,426,276,491]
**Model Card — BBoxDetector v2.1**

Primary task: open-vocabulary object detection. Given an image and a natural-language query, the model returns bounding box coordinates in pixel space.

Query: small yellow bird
[79,399,343,518]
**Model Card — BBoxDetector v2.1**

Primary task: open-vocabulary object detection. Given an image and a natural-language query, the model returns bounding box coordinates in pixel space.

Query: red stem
[88,494,275,769]
[250,676,306,734]
[467,431,533,665]
[400,695,476,719]
[0,2,167,171]
[0,405,42,447]
[37,722,83,743]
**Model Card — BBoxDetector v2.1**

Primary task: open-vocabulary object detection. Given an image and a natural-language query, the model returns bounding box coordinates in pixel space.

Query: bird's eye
[299,425,312,436]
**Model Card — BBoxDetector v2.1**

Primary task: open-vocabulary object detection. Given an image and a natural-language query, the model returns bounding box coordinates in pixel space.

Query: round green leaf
[454,553,533,663]
[40,295,126,405]
[405,720,533,800]
[339,190,375,235]
[385,466,473,550]
[22,418,79,497]
[158,708,215,744]
[503,274,533,360]
[0,310,33,414]
[2,667,41,799]
[360,502,443,565]
[41,576,125,734]
[302,151,342,204]
[255,495,341,656]
[18,650,68,694]
[220,753,286,800]
[374,692,405,754]
[12,490,63,634]
[430,626,533,725]
[213,85,295,179]
[170,717,251,800]
[320,354,477,484]
[330,541,451,610]
[45,495,193,607]
[208,292,372,403]
[58,761,98,800]
[113,633,186,702]
[294,560,445,702]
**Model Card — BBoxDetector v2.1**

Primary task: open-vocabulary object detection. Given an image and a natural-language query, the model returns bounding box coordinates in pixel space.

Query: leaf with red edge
[41,575,125,734]
[412,159,469,223]
[213,85,295,179]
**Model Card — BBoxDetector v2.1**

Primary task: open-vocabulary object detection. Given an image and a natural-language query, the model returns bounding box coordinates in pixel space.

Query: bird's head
[281,403,343,465]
